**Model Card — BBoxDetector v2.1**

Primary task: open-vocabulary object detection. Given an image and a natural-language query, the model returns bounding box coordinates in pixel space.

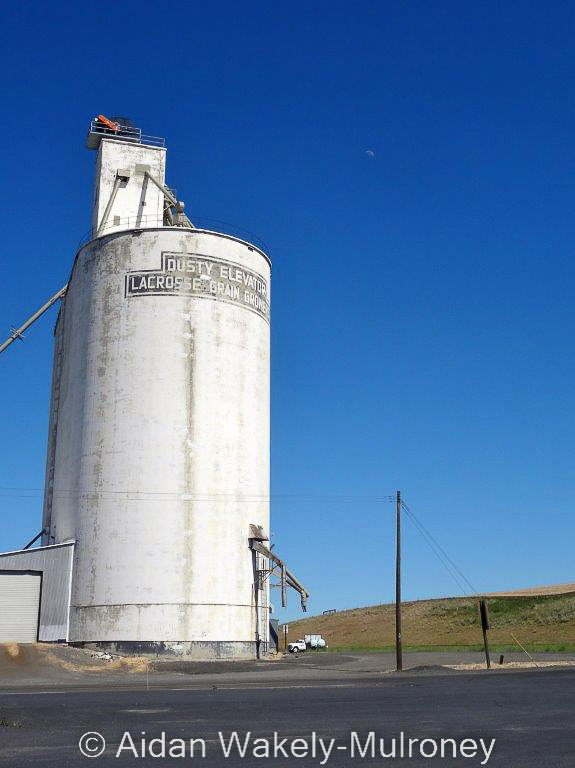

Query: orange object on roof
[97,115,120,131]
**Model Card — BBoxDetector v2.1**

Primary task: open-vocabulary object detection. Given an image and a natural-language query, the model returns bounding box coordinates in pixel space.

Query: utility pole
[396,490,403,671]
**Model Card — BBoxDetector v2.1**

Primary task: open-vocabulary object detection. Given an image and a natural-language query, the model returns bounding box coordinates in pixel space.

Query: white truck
[287,639,307,653]
[287,634,327,653]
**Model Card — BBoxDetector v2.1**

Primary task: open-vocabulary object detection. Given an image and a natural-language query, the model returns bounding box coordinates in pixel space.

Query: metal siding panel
[0,573,41,643]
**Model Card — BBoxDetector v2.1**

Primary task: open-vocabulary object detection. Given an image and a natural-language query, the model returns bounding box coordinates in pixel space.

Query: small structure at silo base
[0,542,74,644]
[0,115,309,658]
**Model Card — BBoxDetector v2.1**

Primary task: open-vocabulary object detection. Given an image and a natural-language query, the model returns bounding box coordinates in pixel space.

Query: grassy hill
[282,593,575,652]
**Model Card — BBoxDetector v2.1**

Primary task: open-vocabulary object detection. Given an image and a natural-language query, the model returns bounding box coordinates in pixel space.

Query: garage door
[0,572,41,643]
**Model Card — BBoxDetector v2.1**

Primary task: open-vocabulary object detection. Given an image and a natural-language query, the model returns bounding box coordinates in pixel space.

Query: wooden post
[479,599,491,669]
[396,490,403,671]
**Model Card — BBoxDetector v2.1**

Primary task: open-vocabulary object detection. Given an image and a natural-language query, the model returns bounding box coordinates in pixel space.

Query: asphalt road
[0,663,574,767]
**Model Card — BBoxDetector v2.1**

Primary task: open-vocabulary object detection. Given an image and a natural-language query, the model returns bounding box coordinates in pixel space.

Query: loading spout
[248,526,310,612]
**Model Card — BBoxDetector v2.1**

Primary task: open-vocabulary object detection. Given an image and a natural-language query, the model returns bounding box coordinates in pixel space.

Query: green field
[283,593,575,652]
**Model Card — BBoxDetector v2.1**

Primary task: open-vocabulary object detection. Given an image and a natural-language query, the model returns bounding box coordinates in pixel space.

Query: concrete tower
[41,118,273,657]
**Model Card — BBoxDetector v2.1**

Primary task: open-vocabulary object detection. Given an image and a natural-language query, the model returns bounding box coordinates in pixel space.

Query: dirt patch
[0,643,150,679]
[450,660,575,671]
[43,650,150,674]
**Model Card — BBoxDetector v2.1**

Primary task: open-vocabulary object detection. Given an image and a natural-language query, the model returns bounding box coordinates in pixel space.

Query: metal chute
[248,524,310,612]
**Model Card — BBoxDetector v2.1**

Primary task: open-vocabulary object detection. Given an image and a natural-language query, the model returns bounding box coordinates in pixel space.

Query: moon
[365,149,375,157]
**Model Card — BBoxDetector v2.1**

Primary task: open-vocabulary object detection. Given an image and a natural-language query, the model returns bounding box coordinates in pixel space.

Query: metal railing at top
[77,215,270,254]
[88,120,166,148]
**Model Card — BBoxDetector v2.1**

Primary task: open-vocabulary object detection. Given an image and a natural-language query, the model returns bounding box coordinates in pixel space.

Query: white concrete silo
[41,120,273,657]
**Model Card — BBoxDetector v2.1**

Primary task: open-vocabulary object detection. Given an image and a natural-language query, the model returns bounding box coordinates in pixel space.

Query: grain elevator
[0,117,308,656]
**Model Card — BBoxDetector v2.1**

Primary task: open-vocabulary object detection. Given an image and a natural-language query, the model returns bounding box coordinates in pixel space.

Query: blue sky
[1,1,574,620]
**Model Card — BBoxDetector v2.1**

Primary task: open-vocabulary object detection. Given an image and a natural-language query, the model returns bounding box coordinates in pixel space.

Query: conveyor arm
[0,286,68,355]
[144,171,194,228]
[144,170,177,206]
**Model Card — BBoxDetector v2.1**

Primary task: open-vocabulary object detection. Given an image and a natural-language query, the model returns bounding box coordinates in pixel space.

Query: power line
[405,510,471,597]
[0,487,397,503]
[406,510,477,595]
[400,498,478,597]
[2,482,479,600]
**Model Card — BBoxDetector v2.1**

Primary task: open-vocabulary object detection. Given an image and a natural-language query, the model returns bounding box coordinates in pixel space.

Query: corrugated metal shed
[0,542,74,641]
